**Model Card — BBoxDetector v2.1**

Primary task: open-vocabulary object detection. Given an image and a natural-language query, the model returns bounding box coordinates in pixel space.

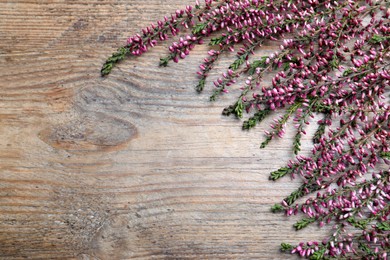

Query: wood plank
[0,0,327,258]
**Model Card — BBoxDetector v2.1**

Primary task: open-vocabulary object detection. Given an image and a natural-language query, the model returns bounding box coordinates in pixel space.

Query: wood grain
[1,1,327,259]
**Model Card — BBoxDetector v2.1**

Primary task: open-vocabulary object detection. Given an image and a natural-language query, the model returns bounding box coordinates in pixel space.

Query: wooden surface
[0,1,326,259]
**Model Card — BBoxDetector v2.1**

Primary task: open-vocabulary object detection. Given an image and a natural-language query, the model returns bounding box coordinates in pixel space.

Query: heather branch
[101,1,390,259]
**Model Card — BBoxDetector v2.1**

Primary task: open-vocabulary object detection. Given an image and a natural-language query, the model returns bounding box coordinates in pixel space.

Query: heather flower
[103,0,390,259]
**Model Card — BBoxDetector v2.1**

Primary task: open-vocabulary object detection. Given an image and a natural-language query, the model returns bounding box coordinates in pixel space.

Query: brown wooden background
[0,0,326,259]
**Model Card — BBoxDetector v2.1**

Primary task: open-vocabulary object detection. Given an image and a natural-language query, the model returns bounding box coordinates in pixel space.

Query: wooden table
[1,1,324,258]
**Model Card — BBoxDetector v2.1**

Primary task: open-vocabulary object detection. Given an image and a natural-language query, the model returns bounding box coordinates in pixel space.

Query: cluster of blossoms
[102,0,390,259]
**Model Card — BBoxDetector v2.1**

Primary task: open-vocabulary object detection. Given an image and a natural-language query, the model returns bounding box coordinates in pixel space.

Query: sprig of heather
[102,0,390,259]
[101,0,223,76]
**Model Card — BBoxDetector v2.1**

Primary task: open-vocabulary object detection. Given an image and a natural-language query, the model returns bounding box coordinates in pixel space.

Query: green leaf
[271,203,284,213]
[293,132,302,155]
[269,167,291,181]
[310,248,326,260]
[283,62,291,71]
[243,117,257,129]
[379,151,390,159]
[285,183,321,206]
[222,99,244,118]
[285,188,304,205]
[101,47,129,76]
[342,68,353,77]
[347,217,369,230]
[234,99,244,118]
[260,134,273,149]
[196,77,206,93]
[329,55,339,69]
[369,34,390,44]
[101,63,113,76]
[293,217,316,230]
[376,222,390,231]
[209,36,227,46]
[280,243,293,252]
[358,242,375,256]
[159,53,176,67]
[248,56,268,75]
[229,56,245,71]
[159,57,170,67]
[242,109,271,129]
[222,105,235,116]
[192,22,207,35]
[313,122,326,143]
